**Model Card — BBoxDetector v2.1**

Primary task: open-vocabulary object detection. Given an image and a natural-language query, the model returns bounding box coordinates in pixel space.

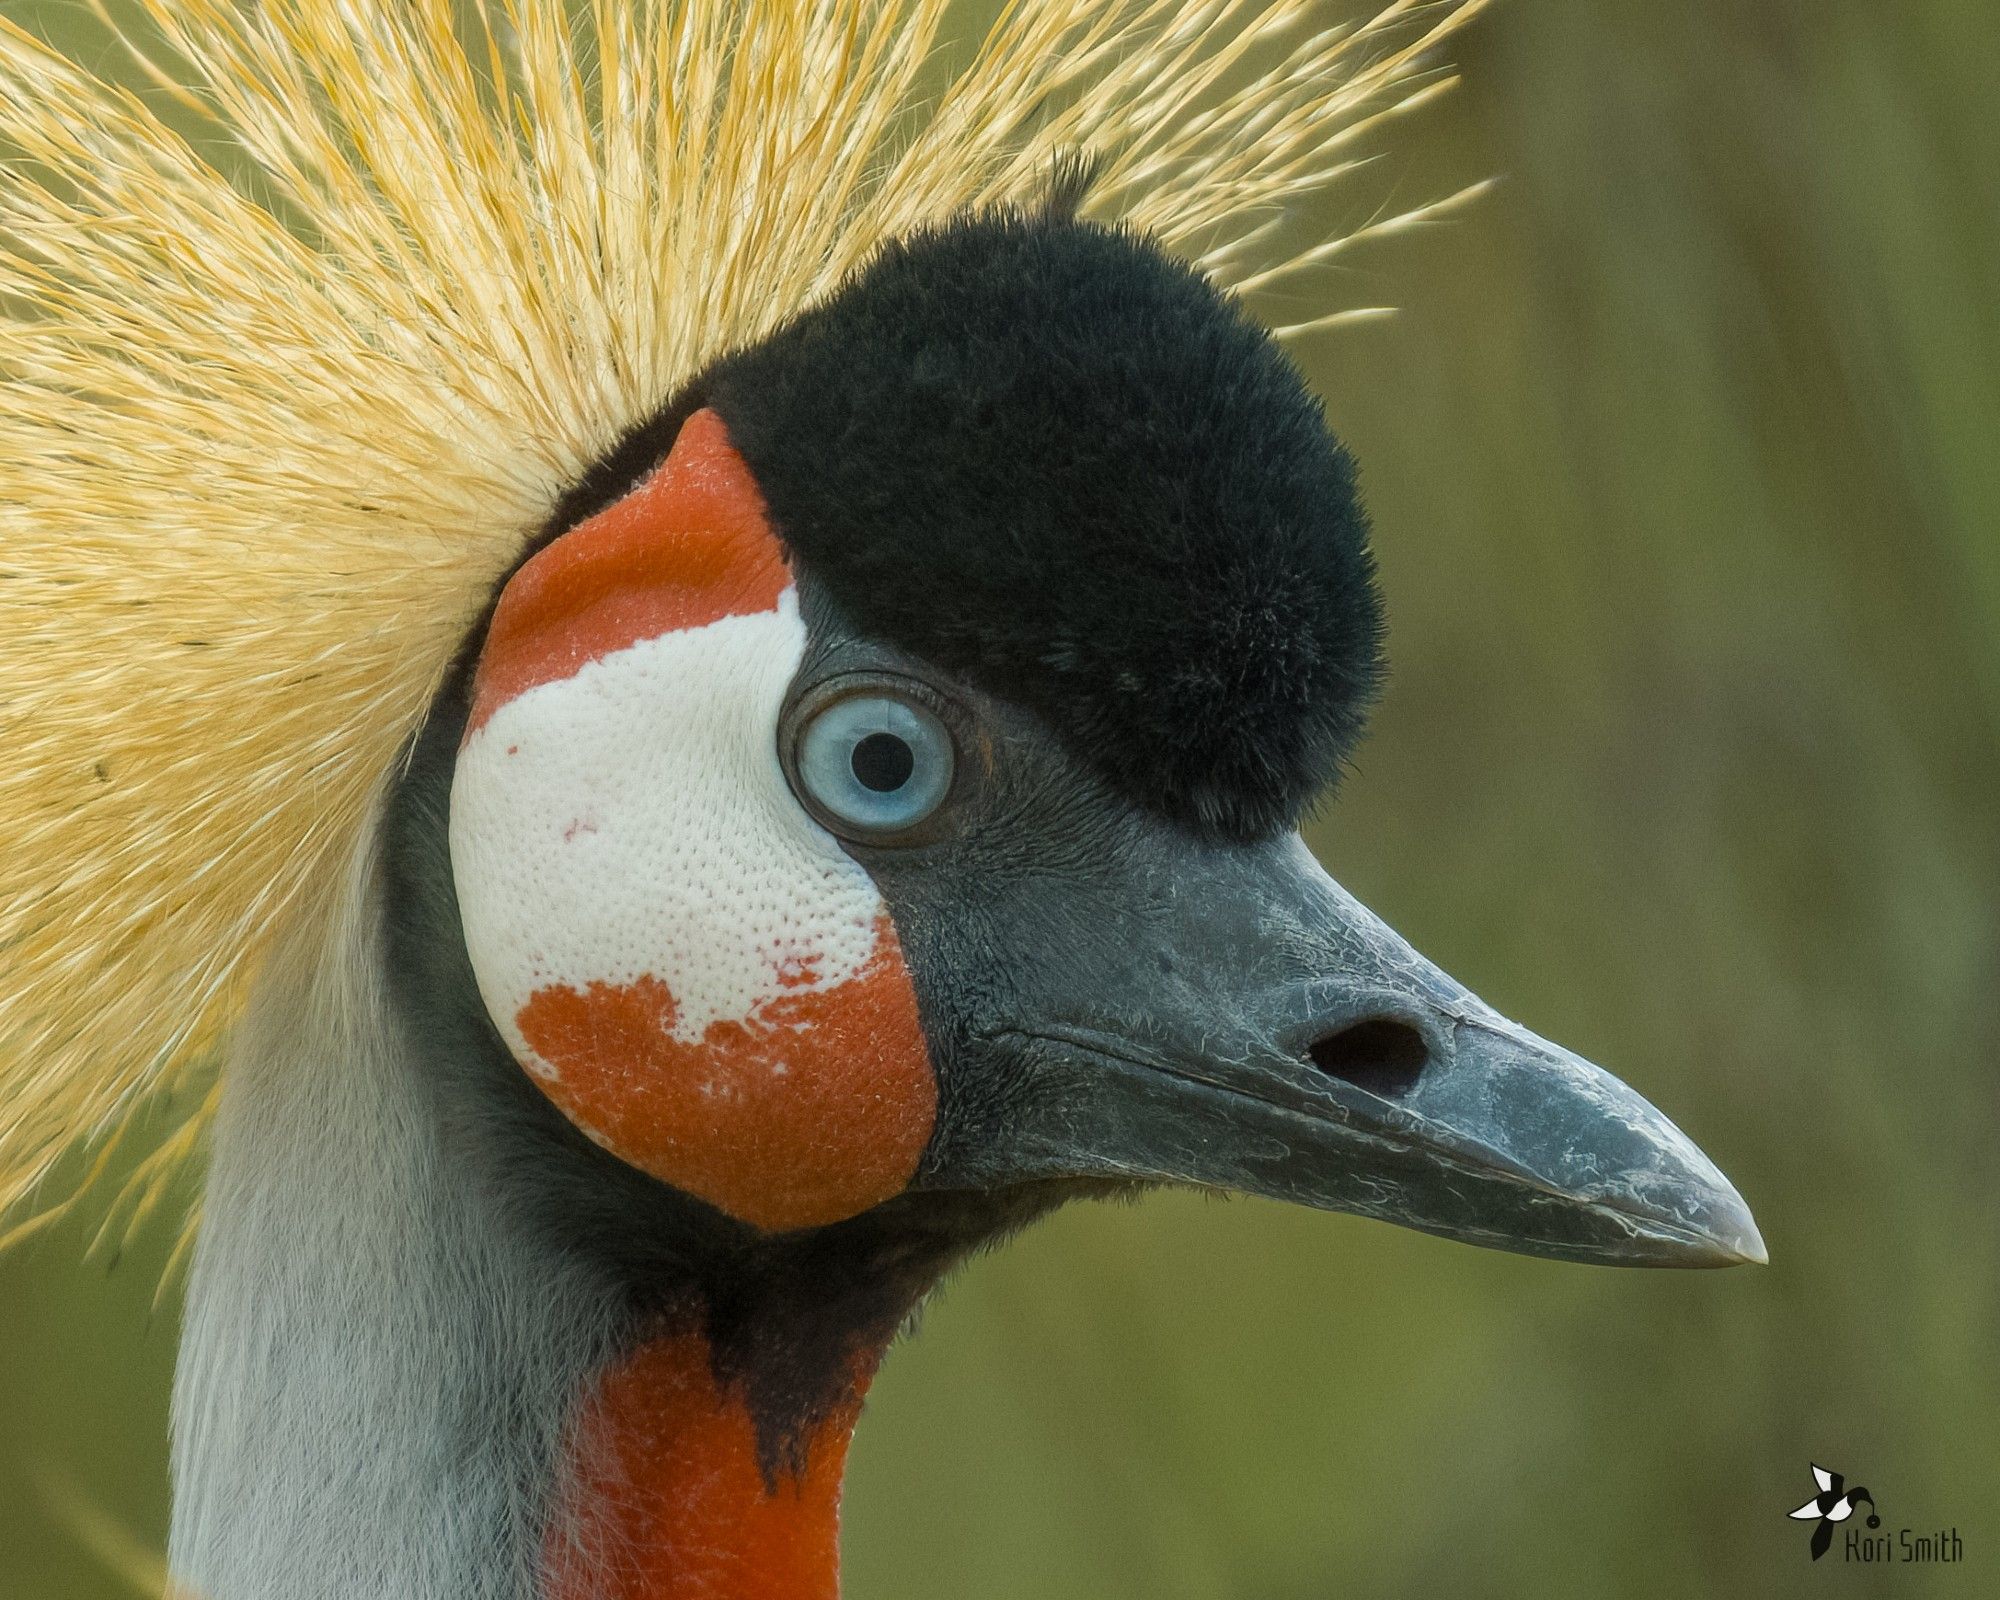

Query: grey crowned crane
[0,3,1761,1598]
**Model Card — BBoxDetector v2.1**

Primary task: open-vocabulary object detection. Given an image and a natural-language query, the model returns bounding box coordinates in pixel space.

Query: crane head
[423,211,1763,1277]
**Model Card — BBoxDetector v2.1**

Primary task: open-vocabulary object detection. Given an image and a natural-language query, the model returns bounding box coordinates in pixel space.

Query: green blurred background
[3,0,1996,1595]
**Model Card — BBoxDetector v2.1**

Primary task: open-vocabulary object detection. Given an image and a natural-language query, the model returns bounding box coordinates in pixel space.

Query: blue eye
[794,691,955,837]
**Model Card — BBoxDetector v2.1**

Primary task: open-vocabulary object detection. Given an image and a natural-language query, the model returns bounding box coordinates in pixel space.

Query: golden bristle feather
[0,0,1487,1239]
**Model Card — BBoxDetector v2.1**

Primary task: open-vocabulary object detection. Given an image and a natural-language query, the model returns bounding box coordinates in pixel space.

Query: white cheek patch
[449,581,939,1232]
[451,589,881,1057]
[444,406,944,1231]
[450,404,938,1230]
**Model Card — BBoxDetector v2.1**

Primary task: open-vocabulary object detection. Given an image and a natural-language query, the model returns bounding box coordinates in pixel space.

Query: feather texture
[0,0,1487,1232]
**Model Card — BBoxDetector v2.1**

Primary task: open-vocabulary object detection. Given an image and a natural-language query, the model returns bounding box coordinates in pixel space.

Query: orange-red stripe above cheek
[468,407,792,736]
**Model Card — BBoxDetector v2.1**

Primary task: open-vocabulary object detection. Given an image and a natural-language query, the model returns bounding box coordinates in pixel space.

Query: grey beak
[930,833,1765,1269]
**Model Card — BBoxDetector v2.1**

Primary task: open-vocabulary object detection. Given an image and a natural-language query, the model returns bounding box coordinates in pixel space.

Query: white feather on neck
[169,819,625,1600]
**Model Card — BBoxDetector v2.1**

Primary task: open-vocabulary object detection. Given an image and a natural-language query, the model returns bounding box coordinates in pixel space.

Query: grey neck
[167,829,623,1600]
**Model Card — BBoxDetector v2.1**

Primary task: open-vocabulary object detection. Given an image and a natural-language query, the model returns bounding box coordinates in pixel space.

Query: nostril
[1305,1017,1429,1099]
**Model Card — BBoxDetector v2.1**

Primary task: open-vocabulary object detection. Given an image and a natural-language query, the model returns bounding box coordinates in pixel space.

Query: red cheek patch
[469,407,789,735]
[516,916,938,1232]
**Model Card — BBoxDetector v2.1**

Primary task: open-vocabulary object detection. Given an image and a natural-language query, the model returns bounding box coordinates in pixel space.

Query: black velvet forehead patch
[708,212,1385,838]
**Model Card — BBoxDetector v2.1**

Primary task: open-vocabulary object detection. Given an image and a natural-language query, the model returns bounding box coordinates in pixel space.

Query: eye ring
[785,678,958,842]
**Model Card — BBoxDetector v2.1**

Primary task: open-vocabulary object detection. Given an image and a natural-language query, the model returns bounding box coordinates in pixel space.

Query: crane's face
[442,213,1760,1269]
[447,394,1761,1268]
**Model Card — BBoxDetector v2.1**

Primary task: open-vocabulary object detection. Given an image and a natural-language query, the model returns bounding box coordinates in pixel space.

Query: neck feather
[168,820,922,1600]
[170,830,625,1599]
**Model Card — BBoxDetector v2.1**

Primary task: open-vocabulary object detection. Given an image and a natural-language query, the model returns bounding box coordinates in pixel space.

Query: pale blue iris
[796,693,953,835]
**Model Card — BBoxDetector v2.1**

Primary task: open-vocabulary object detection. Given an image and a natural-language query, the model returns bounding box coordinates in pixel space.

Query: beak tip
[1686,1184,1767,1267]
[1721,1215,1769,1268]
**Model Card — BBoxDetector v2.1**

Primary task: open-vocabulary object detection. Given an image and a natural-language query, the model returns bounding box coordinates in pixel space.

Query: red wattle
[544,1332,875,1600]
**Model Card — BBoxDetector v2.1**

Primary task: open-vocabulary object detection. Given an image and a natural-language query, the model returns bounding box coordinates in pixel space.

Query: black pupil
[851,731,915,793]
